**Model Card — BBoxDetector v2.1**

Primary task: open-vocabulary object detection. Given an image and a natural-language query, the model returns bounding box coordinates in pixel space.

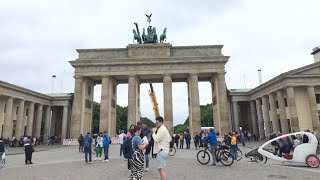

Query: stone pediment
[285,61,320,76]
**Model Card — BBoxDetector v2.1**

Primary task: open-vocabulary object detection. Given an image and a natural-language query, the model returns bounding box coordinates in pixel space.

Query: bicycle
[236,147,243,161]
[0,153,5,169]
[197,145,234,166]
[168,146,176,156]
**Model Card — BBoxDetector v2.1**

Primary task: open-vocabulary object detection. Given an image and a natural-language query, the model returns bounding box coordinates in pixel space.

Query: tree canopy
[92,102,155,134]
[173,103,213,134]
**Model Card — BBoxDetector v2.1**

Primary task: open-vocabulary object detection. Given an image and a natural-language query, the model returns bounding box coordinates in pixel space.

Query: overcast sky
[1,0,320,125]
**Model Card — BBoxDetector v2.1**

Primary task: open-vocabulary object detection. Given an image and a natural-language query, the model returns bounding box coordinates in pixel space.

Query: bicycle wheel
[219,151,234,166]
[236,149,243,161]
[197,150,210,165]
[168,147,176,156]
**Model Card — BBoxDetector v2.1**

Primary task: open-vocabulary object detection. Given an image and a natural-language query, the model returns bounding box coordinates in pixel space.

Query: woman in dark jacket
[24,140,34,165]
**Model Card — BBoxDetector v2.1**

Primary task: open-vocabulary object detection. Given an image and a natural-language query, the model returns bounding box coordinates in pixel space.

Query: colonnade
[0,95,70,140]
[71,73,230,138]
[232,86,320,138]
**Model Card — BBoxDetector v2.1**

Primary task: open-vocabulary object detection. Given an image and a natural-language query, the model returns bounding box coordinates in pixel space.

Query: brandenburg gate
[69,16,231,138]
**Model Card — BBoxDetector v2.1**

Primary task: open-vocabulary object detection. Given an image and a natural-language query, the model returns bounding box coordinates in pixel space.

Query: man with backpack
[118,130,126,157]
[83,132,93,164]
[204,128,218,166]
[102,131,111,162]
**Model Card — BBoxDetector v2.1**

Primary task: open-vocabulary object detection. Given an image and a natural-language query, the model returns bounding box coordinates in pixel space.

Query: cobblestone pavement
[5,144,63,155]
[0,143,319,180]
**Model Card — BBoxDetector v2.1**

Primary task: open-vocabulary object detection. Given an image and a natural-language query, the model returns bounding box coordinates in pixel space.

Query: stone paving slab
[0,143,319,180]
[5,144,64,155]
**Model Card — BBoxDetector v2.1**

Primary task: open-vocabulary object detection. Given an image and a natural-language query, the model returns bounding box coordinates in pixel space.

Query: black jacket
[24,143,34,154]
[0,140,4,152]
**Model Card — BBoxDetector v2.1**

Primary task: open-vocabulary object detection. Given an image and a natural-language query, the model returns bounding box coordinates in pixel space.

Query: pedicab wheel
[236,149,243,161]
[306,155,319,168]
[255,154,267,164]
[0,159,5,169]
[168,147,176,156]
[220,151,234,166]
[197,150,210,165]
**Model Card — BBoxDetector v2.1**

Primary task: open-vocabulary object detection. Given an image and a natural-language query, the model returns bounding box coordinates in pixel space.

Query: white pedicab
[258,132,319,168]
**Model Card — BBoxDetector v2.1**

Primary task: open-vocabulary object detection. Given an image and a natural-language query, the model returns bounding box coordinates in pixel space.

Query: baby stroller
[245,148,268,164]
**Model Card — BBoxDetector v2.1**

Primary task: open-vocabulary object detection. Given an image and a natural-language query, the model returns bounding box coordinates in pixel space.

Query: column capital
[101,75,110,79]
[189,73,198,76]
[217,72,227,75]
[73,75,83,79]
[128,74,137,78]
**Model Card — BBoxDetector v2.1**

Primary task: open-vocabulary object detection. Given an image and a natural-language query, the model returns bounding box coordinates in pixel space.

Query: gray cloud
[1,0,320,125]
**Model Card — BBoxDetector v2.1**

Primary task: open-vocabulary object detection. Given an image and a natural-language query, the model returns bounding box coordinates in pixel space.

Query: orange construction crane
[148,83,160,118]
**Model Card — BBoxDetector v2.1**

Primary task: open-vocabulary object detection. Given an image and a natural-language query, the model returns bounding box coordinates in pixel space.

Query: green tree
[173,103,213,134]
[140,117,155,128]
[92,102,156,134]
[92,102,100,134]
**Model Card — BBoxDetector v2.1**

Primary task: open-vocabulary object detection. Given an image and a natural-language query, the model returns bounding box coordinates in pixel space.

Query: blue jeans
[84,147,92,163]
[145,153,149,168]
[230,145,237,160]
[104,146,109,160]
[120,144,123,156]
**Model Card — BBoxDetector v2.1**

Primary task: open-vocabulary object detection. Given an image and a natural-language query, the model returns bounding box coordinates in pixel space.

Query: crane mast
[148,83,160,118]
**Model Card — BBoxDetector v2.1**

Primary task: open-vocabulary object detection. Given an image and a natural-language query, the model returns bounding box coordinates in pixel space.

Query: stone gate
[69,43,230,138]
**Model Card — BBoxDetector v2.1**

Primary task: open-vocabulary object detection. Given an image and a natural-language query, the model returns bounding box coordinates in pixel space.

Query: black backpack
[123,135,135,159]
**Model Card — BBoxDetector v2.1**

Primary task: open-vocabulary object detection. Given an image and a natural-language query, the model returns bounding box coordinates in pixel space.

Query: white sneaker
[99,158,101,161]
[145,168,149,172]
[94,158,97,161]
[105,159,109,163]
[89,161,93,164]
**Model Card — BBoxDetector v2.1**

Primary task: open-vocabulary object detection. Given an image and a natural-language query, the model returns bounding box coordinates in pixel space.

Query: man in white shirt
[152,117,171,180]
[118,130,126,157]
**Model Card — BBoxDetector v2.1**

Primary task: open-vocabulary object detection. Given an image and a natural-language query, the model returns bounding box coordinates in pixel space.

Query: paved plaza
[0,142,319,180]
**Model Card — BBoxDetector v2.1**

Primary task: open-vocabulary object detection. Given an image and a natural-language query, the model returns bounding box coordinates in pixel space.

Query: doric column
[255,98,265,139]
[128,75,139,129]
[286,87,299,132]
[71,76,83,139]
[61,106,68,140]
[307,86,320,131]
[211,73,230,134]
[269,93,279,133]
[163,74,173,135]
[232,101,240,132]
[14,99,25,138]
[50,108,57,136]
[188,74,201,135]
[26,102,35,136]
[35,104,43,138]
[276,90,289,133]
[100,76,111,132]
[262,96,271,136]
[250,100,258,134]
[3,97,13,139]
[43,106,51,140]
[0,97,5,136]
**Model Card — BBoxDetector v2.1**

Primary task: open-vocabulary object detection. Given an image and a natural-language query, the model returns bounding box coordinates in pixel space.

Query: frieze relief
[128,46,170,58]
